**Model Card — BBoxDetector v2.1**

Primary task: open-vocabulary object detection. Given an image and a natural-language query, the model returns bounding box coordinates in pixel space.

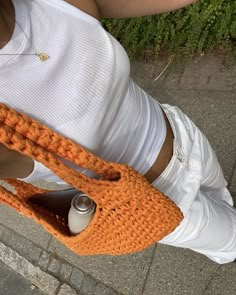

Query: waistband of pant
[151,104,191,187]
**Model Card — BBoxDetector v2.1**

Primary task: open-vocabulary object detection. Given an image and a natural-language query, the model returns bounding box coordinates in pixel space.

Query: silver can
[68,193,96,235]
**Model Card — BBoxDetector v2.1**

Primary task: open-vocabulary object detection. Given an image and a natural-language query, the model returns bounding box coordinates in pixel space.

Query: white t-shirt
[0,0,166,184]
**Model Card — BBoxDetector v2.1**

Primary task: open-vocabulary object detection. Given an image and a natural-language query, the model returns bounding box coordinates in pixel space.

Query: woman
[0,0,235,264]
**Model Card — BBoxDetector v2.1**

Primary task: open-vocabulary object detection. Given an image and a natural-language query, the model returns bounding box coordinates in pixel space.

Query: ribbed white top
[0,0,166,184]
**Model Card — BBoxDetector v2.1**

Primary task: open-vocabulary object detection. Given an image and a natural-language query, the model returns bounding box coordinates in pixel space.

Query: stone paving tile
[25,240,43,264]
[203,263,236,295]
[179,54,236,91]
[70,267,84,292]
[57,284,78,295]
[0,224,5,239]
[1,228,42,264]
[0,226,113,295]
[94,283,118,295]
[47,257,61,276]
[49,237,155,295]
[143,244,220,295]
[38,251,51,271]
[81,275,97,295]
[0,204,51,249]
[59,263,73,282]
[0,260,45,295]
[0,242,60,295]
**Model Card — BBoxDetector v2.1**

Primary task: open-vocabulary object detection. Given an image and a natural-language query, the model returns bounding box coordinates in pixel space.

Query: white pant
[153,104,236,264]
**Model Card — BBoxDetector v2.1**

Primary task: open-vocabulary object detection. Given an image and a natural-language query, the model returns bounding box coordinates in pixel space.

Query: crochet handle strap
[0,104,123,204]
[0,104,119,178]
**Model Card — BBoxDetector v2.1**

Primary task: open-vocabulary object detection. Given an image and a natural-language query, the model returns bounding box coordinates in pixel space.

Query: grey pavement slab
[1,226,42,264]
[143,244,220,295]
[0,241,61,295]
[131,53,236,92]
[203,263,236,295]
[58,284,78,295]
[0,204,51,249]
[48,237,155,295]
[0,260,44,295]
[179,53,236,92]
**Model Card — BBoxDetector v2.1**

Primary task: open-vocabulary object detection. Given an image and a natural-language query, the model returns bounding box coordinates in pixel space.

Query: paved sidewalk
[0,260,44,295]
[0,52,235,295]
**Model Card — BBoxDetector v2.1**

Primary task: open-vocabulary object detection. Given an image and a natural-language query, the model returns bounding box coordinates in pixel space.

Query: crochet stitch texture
[0,103,183,255]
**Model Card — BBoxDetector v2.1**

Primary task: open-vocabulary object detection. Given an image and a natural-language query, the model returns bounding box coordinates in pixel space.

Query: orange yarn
[0,103,183,255]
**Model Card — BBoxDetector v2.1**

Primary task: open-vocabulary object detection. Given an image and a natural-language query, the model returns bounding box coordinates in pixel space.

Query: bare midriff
[144,110,174,183]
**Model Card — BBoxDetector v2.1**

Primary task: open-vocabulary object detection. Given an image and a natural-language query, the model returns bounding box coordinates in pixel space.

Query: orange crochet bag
[0,103,183,255]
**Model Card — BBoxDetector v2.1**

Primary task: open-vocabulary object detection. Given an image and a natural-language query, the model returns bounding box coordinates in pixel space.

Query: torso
[48,0,174,183]
[0,0,172,183]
